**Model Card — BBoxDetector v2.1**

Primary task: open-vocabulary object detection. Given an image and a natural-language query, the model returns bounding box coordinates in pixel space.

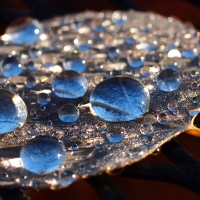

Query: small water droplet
[1,56,23,77]
[157,112,168,125]
[172,107,179,115]
[90,76,150,122]
[25,61,36,71]
[167,49,181,58]
[39,105,46,111]
[25,76,37,88]
[182,50,196,59]
[167,101,177,111]
[9,83,18,93]
[0,89,27,134]
[156,69,181,92]
[63,59,87,73]
[52,71,88,98]
[144,114,157,124]
[127,51,144,68]
[107,47,120,59]
[20,136,66,175]
[96,121,107,132]
[106,124,124,143]
[37,93,51,105]
[140,124,154,136]
[59,103,80,122]
[192,96,199,104]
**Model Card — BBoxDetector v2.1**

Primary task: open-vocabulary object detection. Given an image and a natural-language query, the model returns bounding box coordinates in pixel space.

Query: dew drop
[157,112,168,125]
[25,61,36,71]
[9,83,18,93]
[39,105,46,111]
[96,121,107,132]
[52,71,88,98]
[140,124,154,136]
[156,69,181,92]
[37,93,51,105]
[0,89,27,134]
[59,103,80,122]
[167,101,177,111]
[20,136,66,175]
[1,56,23,77]
[182,50,196,59]
[63,59,87,73]
[90,76,150,122]
[25,76,37,88]
[106,124,124,143]
[107,47,120,59]
[127,51,144,68]
[3,17,43,45]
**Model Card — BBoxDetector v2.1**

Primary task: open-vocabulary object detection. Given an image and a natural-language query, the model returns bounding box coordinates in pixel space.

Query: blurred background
[0,0,200,199]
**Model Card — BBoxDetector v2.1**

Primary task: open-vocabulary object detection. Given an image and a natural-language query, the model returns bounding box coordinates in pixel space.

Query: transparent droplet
[167,49,181,58]
[192,96,199,104]
[39,105,46,111]
[25,61,35,71]
[96,121,107,132]
[112,12,127,26]
[1,56,23,77]
[157,112,168,125]
[63,59,87,73]
[25,76,37,88]
[140,66,151,77]
[74,35,92,51]
[167,101,177,111]
[107,47,120,59]
[3,17,43,45]
[9,83,18,93]
[160,57,178,71]
[0,89,27,134]
[127,51,144,68]
[52,71,88,98]
[136,43,157,51]
[20,136,66,175]
[156,69,182,92]
[41,54,58,68]
[144,114,157,124]
[172,107,179,115]
[90,76,150,122]
[37,93,51,105]
[182,50,196,59]
[106,124,124,143]
[59,103,80,122]
[140,124,154,136]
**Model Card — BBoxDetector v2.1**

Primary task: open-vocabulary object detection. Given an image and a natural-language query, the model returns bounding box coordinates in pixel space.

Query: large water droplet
[37,93,51,105]
[0,89,27,134]
[52,71,88,98]
[63,59,87,73]
[90,76,150,122]
[156,69,181,92]
[3,17,43,45]
[20,136,66,175]
[106,124,124,143]
[1,56,23,77]
[59,103,80,122]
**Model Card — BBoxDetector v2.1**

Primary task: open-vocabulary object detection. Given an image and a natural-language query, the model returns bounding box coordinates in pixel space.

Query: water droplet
[127,51,144,68]
[0,89,27,134]
[52,71,88,98]
[140,124,154,136]
[59,103,80,122]
[39,105,46,111]
[20,136,66,175]
[140,66,151,77]
[156,69,181,92]
[41,54,58,68]
[144,114,157,124]
[172,107,179,115]
[167,101,177,111]
[167,49,181,58]
[182,50,196,59]
[4,17,43,45]
[90,76,150,122]
[106,124,124,143]
[25,76,37,88]
[9,83,18,93]
[189,109,200,116]
[192,96,199,104]
[25,61,36,71]
[96,121,107,132]
[1,56,23,77]
[63,59,87,73]
[107,47,120,59]
[37,93,51,105]
[157,112,168,125]
[112,12,127,26]
[74,35,92,51]
[136,43,157,51]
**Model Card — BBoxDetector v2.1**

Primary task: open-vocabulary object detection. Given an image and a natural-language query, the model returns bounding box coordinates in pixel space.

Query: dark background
[1,0,200,199]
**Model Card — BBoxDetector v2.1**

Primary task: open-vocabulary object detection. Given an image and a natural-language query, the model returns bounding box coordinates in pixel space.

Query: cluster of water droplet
[0,10,199,188]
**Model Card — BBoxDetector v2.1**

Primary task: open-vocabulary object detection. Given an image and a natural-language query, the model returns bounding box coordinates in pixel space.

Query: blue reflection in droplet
[1,56,23,77]
[52,70,88,98]
[156,69,182,92]
[20,136,66,175]
[5,18,43,45]
[63,59,87,73]
[90,76,150,122]
[182,50,196,59]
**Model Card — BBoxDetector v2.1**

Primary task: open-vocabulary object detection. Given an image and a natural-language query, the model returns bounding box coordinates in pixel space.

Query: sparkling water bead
[20,136,66,175]
[37,93,51,105]
[59,103,80,122]
[52,70,88,98]
[90,76,150,122]
[3,17,43,45]
[156,69,182,92]
[63,59,87,73]
[0,89,27,134]
[106,124,124,143]
[1,56,23,77]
